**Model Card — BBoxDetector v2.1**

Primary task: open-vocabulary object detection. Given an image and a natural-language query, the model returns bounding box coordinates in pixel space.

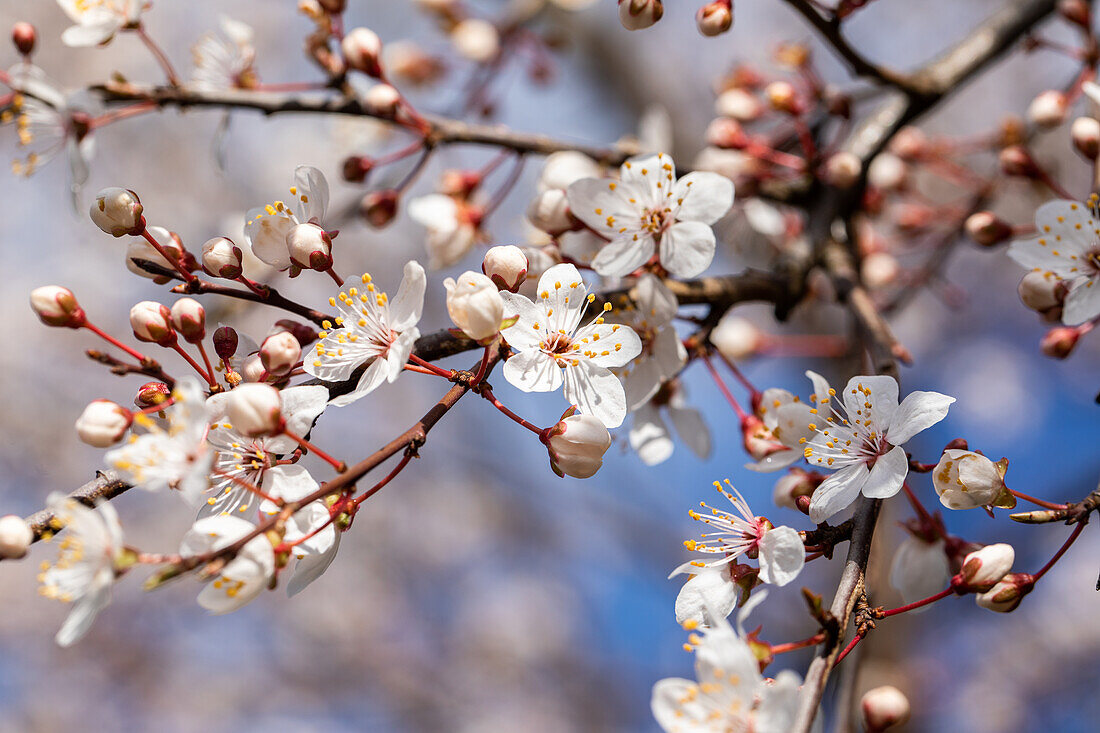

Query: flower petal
[573,321,642,369]
[565,177,644,237]
[621,153,676,207]
[503,349,563,393]
[1062,278,1100,325]
[758,526,805,586]
[841,375,899,432]
[668,404,711,460]
[808,462,869,523]
[292,165,329,223]
[886,390,954,445]
[388,260,426,331]
[862,445,908,499]
[629,403,674,465]
[674,565,739,626]
[890,536,950,605]
[563,360,627,428]
[591,234,656,278]
[659,220,716,278]
[329,357,389,407]
[672,171,734,225]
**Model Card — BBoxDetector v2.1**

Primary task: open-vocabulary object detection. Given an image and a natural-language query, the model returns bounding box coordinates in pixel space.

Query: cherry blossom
[629,381,710,466]
[407,193,481,269]
[244,166,331,272]
[258,466,340,596]
[179,515,275,614]
[303,261,426,407]
[56,0,144,47]
[499,263,642,428]
[190,17,257,91]
[889,535,951,606]
[618,273,686,410]
[566,152,734,278]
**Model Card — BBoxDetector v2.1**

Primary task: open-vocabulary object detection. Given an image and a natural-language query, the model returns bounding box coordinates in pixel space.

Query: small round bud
[705,118,748,149]
[213,326,239,361]
[933,450,1009,510]
[1058,0,1091,27]
[364,83,401,116]
[540,151,602,191]
[957,543,1015,592]
[241,353,266,383]
[696,2,733,37]
[888,127,927,160]
[126,226,185,282]
[999,145,1038,178]
[201,236,243,279]
[715,88,763,122]
[135,381,171,409]
[444,271,505,341]
[546,414,612,478]
[170,298,206,343]
[359,190,399,228]
[1071,116,1100,160]
[710,315,763,361]
[764,81,802,115]
[1027,90,1068,129]
[342,155,373,183]
[286,222,333,272]
[225,383,283,437]
[526,188,573,234]
[0,515,32,560]
[867,153,908,191]
[965,211,1012,247]
[90,187,144,237]
[260,331,301,377]
[318,0,347,11]
[385,41,445,86]
[823,152,862,188]
[861,251,901,290]
[618,0,663,30]
[1018,271,1064,314]
[451,19,499,63]
[860,686,910,732]
[273,320,319,347]
[75,399,133,448]
[1040,325,1081,359]
[482,245,528,292]
[12,22,36,56]
[341,27,383,76]
[129,301,176,346]
[975,572,1033,613]
[773,468,820,510]
[30,285,85,328]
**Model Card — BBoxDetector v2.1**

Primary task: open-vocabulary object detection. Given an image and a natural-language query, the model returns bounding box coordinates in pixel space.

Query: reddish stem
[700,352,749,420]
[134,24,180,87]
[281,429,347,473]
[171,343,215,386]
[479,386,544,435]
[142,228,196,282]
[82,321,148,363]
[1009,489,1068,511]
[879,587,953,617]
[771,632,826,655]
[835,634,863,664]
[715,349,762,404]
[408,353,454,378]
[1033,521,1088,581]
[352,451,413,506]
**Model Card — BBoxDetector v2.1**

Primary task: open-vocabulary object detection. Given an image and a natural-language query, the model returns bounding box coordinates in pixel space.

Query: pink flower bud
[1071,116,1100,160]
[1041,326,1082,359]
[741,415,786,461]
[1018,271,1065,314]
[90,187,144,237]
[342,155,373,183]
[364,83,401,116]
[260,331,301,376]
[75,399,133,448]
[30,285,85,328]
[696,2,733,37]
[170,298,206,343]
[710,315,763,361]
[1058,0,1090,27]
[823,152,862,188]
[773,468,821,510]
[975,572,1033,613]
[764,81,802,115]
[482,245,528,292]
[126,226,185,282]
[999,145,1038,178]
[888,127,927,160]
[618,0,663,30]
[359,190,399,228]
[12,22,35,56]
[867,153,908,191]
[861,251,900,290]
[526,189,573,234]
[451,19,499,62]
[201,236,243,279]
[444,271,504,341]
[241,353,266,383]
[705,117,748,148]
[933,450,1009,510]
[715,88,763,122]
[226,383,283,437]
[341,27,383,76]
[0,515,32,559]
[1027,90,1068,128]
[957,543,1015,592]
[861,686,910,732]
[129,301,176,346]
[964,211,1012,247]
[540,151,602,191]
[546,414,612,478]
[286,223,333,272]
[135,381,171,409]
[385,41,445,86]
[213,326,239,361]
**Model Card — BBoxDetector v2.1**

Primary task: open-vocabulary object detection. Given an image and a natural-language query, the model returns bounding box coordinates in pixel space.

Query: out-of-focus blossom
[190,17,257,90]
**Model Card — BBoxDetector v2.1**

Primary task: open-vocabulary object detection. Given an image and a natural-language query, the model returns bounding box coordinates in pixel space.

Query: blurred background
[0,0,1098,731]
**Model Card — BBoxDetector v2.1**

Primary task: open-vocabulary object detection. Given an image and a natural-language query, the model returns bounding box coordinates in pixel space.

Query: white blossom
[628,381,710,466]
[179,515,274,614]
[56,0,143,47]
[190,17,256,91]
[408,194,480,269]
[244,166,330,271]
[889,535,950,606]
[619,274,686,410]
[933,449,1010,510]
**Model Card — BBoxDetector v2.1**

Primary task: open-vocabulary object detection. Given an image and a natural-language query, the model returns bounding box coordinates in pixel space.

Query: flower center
[640,206,672,234]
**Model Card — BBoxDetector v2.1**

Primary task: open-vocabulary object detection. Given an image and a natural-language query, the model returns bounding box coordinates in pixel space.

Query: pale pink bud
[539,151,602,191]
[1041,325,1081,359]
[75,399,133,448]
[384,41,445,86]
[226,383,283,437]
[705,117,748,148]
[887,127,927,160]
[1018,271,1064,313]
[861,686,910,732]
[341,27,383,76]
[444,271,505,341]
[710,315,763,361]
[526,189,573,234]
[696,2,733,37]
[933,450,1008,510]
[170,298,206,343]
[773,468,820,510]
[823,152,862,188]
[201,236,243,279]
[861,251,900,290]
[286,223,333,272]
[12,22,35,56]
[547,414,612,478]
[482,245,528,292]
[975,572,1033,612]
[1071,116,1100,159]
[90,187,144,237]
[867,153,907,191]
[451,19,499,63]
[0,515,32,560]
[129,301,176,346]
[999,145,1038,177]
[360,190,399,228]
[965,211,1012,247]
[618,0,663,30]
[241,353,266,383]
[1058,0,1090,27]
[715,88,763,121]
[30,285,85,328]
[957,543,1015,592]
[1027,90,1068,129]
[364,83,401,116]
[260,331,301,376]
[764,81,802,115]
[135,381,171,409]
[126,226,184,281]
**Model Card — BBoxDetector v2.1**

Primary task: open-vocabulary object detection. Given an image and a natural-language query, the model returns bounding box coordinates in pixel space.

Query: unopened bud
[260,331,301,376]
[169,298,206,343]
[546,414,612,478]
[241,353,266,383]
[999,145,1038,178]
[75,399,133,448]
[385,41,445,86]
[12,22,36,56]
[823,152,862,188]
[741,415,786,462]
[956,543,1015,592]
[273,320,319,347]
[540,151,602,191]
[696,2,733,37]
[90,187,144,237]
[30,285,85,328]
[341,27,383,76]
[286,223,333,272]
[135,381,171,409]
[965,211,1012,247]
[359,190,399,228]
[773,468,821,510]
[861,251,900,290]
[705,117,748,149]
[823,86,851,119]
[867,153,908,191]
[526,188,573,234]
[129,301,176,346]
[444,271,505,341]
[225,383,283,437]
[342,155,373,183]
[715,88,763,122]
[764,81,802,115]
[1018,271,1065,314]
[318,0,347,12]
[482,245,528,292]
[364,83,401,116]
[1058,0,1090,28]
[1071,116,1100,160]
[887,127,927,160]
[861,686,910,732]
[126,226,185,282]
[975,572,1033,613]
[201,236,243,279]
[1040,325,1081,359]
[710,315,763,361]
[1027,90,1068,129]
[213,326,239,361]
[440,169,482,197]
[0,515,32,559]
[451,19,499,62]
[618,0,663,30]
[933,450,1010,510]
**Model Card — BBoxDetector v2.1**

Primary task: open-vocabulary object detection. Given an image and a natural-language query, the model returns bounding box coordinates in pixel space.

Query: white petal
[758,526,805,586]
[668,405,711,460]
[674,566,739,626]
[591,234,656,278]
[890,536,950,605]
[55,576,112,647]
[621,153,676,206]
[1062,279,1100,325]
[292,165,329,223]
[61,18,119,47]
[537,264,588,334]
[329,357,389,407]
[651,678,707,732]
[565,177,644,237]
[841,375,899,431]
[407,193,456,227]
[286,533,340,597]
[755,670,804,733]
[563,361,627,428]
[388,260,426,331]
[650,325,687,379]
[243,207,295,269]
[629,403,673,465]
[861,445,908,499]
[808,462,869,523]
[573,321,642,369]
[385,328,418,383]
[279,385,329,437]
[503,349,563,393]
[623,356,662,410]
[886,390,954,445]
[261,464,319,505]
[659,220,716,278]
[499,292,544,351]
[672,171,734,225]
[632,273,679,326]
